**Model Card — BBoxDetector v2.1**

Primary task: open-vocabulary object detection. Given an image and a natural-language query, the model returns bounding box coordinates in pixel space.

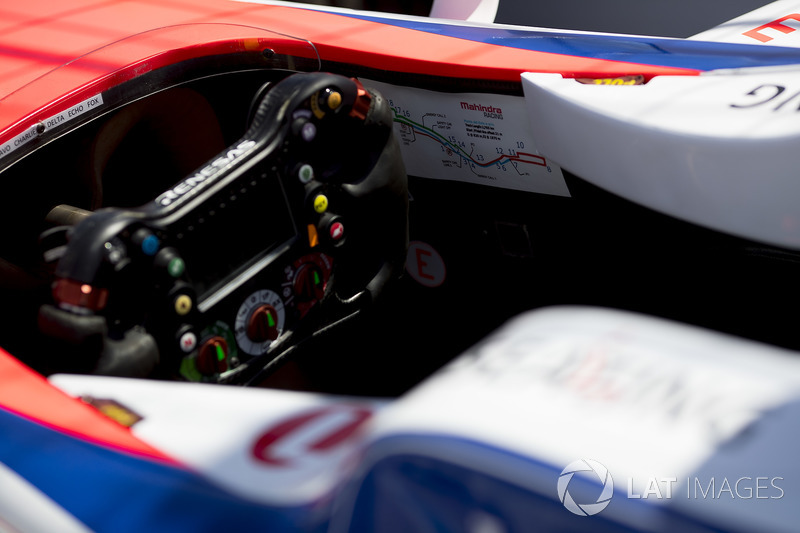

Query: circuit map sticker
[365,79,569,196]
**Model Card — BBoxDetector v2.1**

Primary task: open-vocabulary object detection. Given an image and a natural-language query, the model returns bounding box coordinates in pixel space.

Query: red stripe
[0,348,178,464]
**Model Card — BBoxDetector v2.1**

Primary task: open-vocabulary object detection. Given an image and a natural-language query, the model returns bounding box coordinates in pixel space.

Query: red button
[329,221,345,241]
[52,279,109,310]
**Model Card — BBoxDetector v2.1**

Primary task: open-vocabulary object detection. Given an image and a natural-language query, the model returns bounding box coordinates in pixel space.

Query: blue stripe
[342,13,800,72]
[338,433,729,533]
[0,407,322,532]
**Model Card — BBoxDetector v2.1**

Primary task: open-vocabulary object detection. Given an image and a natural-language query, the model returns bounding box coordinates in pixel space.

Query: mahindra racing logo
[155,139,256,207]
[743,13,800,43]
[460,101,503,119]
[251,405,373,467]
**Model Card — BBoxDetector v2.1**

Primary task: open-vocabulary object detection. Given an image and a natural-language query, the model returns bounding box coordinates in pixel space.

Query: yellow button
[313,194,329,214]
[327,91,342,110]
[174,294,193,316]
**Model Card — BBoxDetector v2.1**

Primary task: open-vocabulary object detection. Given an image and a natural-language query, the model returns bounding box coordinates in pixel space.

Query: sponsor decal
[730,83,800,112]
[155,139,256,207]
[460,100,503,120]
[576,76,644,85]
[251,405,372,467]
[81,396,143,427]
[743,13,800,43]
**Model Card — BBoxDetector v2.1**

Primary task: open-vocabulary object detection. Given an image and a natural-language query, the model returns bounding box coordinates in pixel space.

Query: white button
[179,331,197,353]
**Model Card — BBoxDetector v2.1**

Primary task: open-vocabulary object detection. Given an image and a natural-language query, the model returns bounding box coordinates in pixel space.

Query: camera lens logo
[558,459,614,516]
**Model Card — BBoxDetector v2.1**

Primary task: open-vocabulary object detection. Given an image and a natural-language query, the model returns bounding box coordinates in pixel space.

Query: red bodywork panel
[0,0,697,145]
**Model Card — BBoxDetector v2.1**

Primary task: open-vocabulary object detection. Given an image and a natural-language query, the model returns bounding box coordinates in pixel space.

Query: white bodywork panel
[522,68,800,249]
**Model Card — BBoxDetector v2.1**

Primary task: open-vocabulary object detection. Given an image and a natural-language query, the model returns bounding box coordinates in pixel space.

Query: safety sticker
[406,241,446,288]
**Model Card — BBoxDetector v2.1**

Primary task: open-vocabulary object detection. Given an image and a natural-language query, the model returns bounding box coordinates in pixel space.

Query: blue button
[141,234,160,256]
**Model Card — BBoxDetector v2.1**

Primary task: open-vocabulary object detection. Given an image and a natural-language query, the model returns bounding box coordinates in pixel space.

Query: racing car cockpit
[2,18,800,399]
[0,25,412,388]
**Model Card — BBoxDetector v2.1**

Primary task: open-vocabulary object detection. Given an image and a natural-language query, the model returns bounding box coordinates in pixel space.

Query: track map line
[392,109,548,172]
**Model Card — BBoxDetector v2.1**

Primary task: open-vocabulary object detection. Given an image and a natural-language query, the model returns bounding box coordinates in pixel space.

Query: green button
[298,164,314,184]
[167,257,185,278]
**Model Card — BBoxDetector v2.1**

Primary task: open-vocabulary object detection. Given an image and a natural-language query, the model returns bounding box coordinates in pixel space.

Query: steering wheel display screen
[168,157,297,301]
